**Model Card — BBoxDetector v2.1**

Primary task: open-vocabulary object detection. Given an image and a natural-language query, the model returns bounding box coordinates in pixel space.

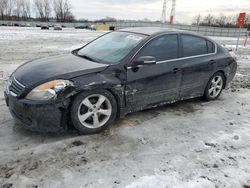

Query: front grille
[9,77,25,97]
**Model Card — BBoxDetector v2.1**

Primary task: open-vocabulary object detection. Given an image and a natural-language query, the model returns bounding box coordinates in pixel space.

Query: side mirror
[133,56,157,66]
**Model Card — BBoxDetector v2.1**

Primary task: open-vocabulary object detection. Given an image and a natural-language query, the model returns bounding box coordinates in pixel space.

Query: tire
[70,89,117,134]
[204,72,225,101]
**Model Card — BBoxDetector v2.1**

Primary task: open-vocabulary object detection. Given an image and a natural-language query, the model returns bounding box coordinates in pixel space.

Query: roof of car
[119,27,185,36]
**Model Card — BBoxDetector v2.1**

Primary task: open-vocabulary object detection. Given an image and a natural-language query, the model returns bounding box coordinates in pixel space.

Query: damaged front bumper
[4,92,69,133]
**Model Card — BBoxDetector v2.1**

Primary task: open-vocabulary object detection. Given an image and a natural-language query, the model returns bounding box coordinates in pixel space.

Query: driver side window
[136,34,179,62]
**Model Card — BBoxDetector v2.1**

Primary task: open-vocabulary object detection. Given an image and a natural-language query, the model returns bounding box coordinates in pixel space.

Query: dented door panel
[179,56,214,99]
[126,62,182,112]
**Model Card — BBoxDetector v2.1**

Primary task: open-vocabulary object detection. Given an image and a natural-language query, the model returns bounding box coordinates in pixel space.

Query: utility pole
[161,0,167,23]
[170,0,176,25]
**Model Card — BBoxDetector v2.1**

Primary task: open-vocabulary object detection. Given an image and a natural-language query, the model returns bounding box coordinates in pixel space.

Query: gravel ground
[0,27,250,188]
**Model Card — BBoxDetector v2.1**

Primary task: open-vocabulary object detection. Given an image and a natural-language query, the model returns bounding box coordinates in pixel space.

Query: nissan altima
[4,27,237,134]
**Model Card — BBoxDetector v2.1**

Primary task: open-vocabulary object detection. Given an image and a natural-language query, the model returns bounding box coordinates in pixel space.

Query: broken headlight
[5,76,12,94]
[25,80,73,101]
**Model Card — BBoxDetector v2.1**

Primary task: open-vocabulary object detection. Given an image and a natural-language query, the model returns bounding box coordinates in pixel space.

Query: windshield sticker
[126,35,143,41]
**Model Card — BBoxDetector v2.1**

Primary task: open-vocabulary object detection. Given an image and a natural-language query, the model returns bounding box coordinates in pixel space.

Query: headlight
[26,80,73,101]
[5,76,12,94]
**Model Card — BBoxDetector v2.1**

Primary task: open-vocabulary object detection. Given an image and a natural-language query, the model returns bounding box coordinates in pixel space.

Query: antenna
[161,0,167,23]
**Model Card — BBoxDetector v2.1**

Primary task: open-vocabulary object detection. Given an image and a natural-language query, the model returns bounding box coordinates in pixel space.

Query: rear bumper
[4,92,68,133]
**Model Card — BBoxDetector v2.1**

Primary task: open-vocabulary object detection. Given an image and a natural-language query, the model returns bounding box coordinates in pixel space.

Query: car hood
[14,54,109,87]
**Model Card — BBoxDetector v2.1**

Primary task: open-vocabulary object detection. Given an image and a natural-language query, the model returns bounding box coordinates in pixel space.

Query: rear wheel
[204,72,225,101]
[71,90,117,134]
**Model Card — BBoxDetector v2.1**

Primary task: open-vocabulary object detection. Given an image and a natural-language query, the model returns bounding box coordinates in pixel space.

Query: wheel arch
[68,88,119,134]
[203,70,226,101]
[105,88,122,117]
[68,87,122,118]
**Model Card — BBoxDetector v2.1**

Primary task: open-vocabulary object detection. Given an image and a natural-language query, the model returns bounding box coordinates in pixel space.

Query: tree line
[192,13,250,29]
[0,0,74,22]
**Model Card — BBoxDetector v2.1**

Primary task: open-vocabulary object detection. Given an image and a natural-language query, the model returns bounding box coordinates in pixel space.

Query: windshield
[77,32,146,64]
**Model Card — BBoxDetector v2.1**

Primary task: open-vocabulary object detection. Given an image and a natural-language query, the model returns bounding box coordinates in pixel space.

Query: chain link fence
[0,20,248,37]
[109,21,248,37]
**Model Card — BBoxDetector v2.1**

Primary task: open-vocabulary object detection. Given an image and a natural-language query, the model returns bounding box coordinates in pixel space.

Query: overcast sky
[70,0,249,23]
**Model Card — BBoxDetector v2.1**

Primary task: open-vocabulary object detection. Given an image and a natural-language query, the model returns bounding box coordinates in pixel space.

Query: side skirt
[119,94,203,118]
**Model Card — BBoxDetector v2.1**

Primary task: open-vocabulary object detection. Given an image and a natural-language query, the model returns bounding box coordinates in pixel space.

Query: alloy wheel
[77,94,112,129]
[208,76,223,98]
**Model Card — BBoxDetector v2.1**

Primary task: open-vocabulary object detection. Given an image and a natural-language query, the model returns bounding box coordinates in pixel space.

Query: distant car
[14,23,20,27]
[1,23,7,26]
[110,26,115,31]
[62,25,67,28]
[54,24,62,30]
[75,23,90,29]
[4,27,237,134]
[7,22,13,26]
[21,23,31,27]
[90,25,96,30]
[36,24,41,27]
[41,24,49,30]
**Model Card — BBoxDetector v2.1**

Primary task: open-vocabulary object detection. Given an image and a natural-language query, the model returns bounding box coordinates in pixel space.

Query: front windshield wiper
[72,50,97,62]
[72,50,107,64]
[78,54,96,62]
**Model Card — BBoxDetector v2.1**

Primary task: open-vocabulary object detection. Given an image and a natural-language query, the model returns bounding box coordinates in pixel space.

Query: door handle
[210,60,216,65]
[173,68,180,73]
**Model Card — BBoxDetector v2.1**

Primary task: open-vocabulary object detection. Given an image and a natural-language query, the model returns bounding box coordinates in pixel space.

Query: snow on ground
[0,27,250,188]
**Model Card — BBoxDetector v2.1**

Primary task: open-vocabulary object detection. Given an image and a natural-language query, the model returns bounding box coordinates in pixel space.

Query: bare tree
[21,0,31,19]
[13,0,22,20]
[193,13,240,27]
[8,0,30,20]
[202,14,215,26]
[34,0,43,20]
[34,0,51,21]
[7,0,13,19]
[44,0,50,20]
[225,14,237,27]
[215,13,227,27]
[245,14,250,24]
[53,0,74,22]
[193,14,202,26]
[0,0,8,20]
[227,15,237,24]
[53,0,62,21]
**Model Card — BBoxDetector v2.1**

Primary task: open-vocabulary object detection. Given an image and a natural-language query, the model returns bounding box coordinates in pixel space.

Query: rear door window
[181,35,208,57]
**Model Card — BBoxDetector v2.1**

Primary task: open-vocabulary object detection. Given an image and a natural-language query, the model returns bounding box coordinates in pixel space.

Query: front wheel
[204,72,225,101]
[70,90,117,134]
